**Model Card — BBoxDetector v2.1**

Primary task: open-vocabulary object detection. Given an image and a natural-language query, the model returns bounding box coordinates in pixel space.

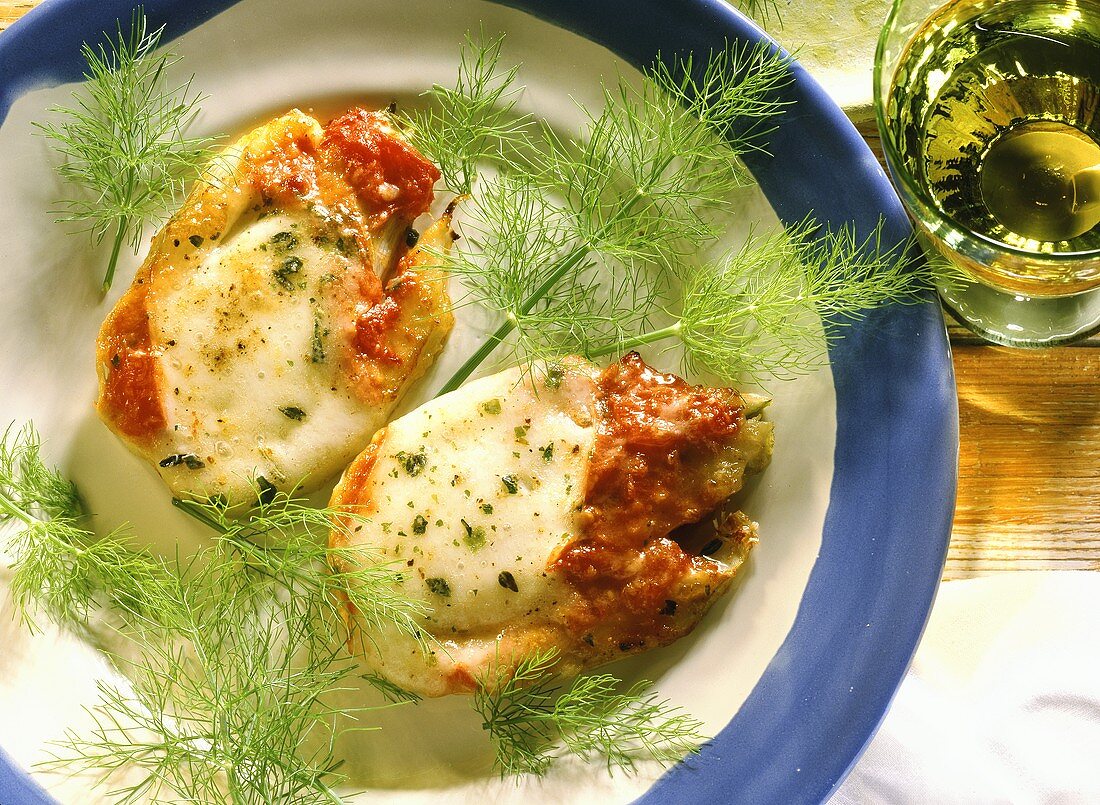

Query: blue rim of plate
[0,1,958,803]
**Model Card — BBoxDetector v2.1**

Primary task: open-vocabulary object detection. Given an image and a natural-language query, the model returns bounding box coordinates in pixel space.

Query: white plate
[0,1,955,803]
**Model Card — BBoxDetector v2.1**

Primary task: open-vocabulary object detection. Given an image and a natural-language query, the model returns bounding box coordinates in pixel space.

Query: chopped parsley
[271,231,298,250]
[255,476,278,506]
[540,443,554,462]
[479,398,502,415]
[501,474,519,494]
[158,453,205,470]
[426,577,451,597]
[412,514,428,535]
[310,314,327,363]
[396,450,427,476]
[274,256,303,291]
[544,362,565,389]
[461,519,486,550]
[479,502,494,515]
[498,571,519,592]
[279,406,306,421]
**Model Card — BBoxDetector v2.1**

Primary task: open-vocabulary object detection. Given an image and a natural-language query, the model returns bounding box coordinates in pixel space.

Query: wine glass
[874,0,1100,346]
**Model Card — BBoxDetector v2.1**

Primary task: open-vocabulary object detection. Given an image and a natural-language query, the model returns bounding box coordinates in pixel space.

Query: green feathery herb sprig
[404,30,531,195]
[473,647,705,777]
[1,424,427,803]
[35,8,216,293]
[736,0,783,25]
[675,222,928,380]
[409,37,792,395]
[587,221,930,382]
[1,423,172,633]
[45,550,363,805]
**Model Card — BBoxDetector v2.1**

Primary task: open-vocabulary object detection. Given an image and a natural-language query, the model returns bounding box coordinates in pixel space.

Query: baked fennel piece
[94,107,454,507]
[330,354,773,698]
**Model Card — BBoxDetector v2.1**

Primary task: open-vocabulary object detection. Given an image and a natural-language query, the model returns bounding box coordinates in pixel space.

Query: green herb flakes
[461,519,487,550]
[544,363,565,389]
[159,453,205,470]
[274,256,303,290]
[279,406,306,421]
[310,314,327,363]
[272,231,298,250]
[426,577,452,597]
[397,450,428,476]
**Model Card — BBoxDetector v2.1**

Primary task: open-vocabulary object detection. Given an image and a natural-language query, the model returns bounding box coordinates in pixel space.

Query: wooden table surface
[3,1,1098,582]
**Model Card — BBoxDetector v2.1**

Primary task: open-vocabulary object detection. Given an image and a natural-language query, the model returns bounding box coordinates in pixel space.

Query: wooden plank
[0,1,35,32]
[948,345,1100,578]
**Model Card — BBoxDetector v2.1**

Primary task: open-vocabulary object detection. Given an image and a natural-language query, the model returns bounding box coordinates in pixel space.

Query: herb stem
[435,243,592,395]
[102,216,129,294]
[226,765,247,805]
[0,487,37,528]
[435,319,511,397]
[587,322,683,358]
[172,497,230,534]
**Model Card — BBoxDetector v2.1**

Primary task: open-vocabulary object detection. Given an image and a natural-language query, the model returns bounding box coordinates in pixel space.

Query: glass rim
[871,0,1100,264]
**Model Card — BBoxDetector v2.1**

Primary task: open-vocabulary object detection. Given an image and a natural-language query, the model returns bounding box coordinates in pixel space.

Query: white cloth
[832,572,1100,805]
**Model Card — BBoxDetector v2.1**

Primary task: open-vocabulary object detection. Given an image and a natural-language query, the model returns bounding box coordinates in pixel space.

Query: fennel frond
[414,36,792,394]
[2,424,427,803]
[675,221,929,381]
[585,221,930,382]
[473,647,704,778]
[35,8,216,292]
[403,30,530,195]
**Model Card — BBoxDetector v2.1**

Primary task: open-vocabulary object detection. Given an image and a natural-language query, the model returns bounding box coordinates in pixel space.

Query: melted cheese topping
[356,365,596,630]
[149,211,374,492]
[95,109,450,503]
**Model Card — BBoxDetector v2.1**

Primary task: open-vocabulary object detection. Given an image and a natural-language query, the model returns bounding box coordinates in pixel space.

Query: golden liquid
[888,0,1100,269]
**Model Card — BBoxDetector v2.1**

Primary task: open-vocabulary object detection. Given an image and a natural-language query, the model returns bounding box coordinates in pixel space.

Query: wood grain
[0,1,34,32]
[3,0,1099,581]
[949,345,1100,578]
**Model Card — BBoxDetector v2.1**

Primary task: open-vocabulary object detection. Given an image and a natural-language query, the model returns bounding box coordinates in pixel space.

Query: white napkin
[831,572,1100,805]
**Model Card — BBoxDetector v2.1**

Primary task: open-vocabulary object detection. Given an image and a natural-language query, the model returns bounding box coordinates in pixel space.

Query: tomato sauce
[553,352,746,637]
[354,296,401,363]
[321,109,440,225]
[98,286,166,440]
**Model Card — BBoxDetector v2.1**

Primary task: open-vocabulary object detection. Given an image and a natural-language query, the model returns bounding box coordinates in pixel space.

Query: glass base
[939,276,1100,347]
